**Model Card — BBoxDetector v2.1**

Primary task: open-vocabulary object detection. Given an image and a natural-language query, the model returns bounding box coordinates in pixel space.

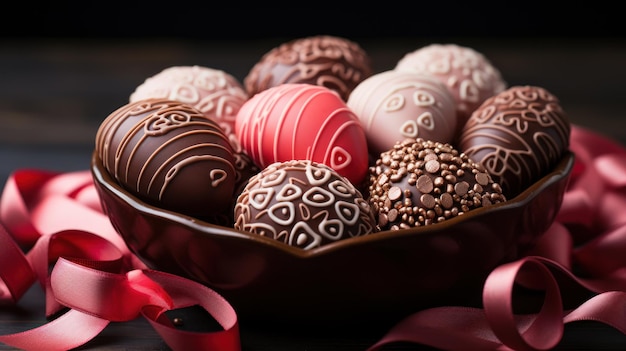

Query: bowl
[91,150,574,327]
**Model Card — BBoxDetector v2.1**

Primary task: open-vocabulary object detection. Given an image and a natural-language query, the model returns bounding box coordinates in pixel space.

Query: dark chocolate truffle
[368,138,506,231]
[234,160,377,250]
[95,98,237,219]
[129,65,259,204]
[244,35,373,101]
[457,85,571,198]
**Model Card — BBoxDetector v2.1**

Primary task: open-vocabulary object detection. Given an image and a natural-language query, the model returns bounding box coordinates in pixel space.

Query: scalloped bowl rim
[90,150,575,259]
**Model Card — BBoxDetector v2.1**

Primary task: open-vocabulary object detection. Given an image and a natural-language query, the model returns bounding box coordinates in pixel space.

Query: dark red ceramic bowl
[91,151,574,326]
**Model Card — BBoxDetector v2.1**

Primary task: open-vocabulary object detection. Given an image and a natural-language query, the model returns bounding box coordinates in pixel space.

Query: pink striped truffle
[235,83,369,186]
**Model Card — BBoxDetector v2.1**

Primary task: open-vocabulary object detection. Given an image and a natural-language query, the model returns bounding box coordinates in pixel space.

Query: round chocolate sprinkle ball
[368,138,506,231]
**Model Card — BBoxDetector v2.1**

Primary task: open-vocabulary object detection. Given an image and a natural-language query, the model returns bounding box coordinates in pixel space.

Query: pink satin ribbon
[0,169,240,350]
[1,124,626,350]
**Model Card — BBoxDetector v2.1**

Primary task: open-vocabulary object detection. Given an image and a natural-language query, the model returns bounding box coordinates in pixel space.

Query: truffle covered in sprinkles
[368,138,506,231]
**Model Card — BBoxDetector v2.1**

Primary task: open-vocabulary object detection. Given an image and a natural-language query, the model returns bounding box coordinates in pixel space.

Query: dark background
[3,3,625,40]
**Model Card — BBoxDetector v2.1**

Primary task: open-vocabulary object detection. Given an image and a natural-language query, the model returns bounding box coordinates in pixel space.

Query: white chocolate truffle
[347,70,457,156]
[130,65,248,136]
[395,44,506,136]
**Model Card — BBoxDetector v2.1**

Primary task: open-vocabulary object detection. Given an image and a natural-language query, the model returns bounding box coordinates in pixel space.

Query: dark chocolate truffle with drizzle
[368,138,506,231]
[234,160,377,250]
[458,85,570,198]
[95,98,237,220]
[244,35,372,101]
[128,65,259,201]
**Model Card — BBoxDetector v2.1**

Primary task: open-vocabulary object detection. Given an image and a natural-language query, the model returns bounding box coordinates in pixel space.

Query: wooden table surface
[1,34,626,350]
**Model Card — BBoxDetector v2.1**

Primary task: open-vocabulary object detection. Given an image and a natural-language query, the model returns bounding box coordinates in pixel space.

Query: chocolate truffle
[457,85,571,198]
[347,70,457,156]
[234,160,377,250]
[235,83,370,186]
[95,98,237,220]
[244,35,373,101]
[368,138,506,231]
[395,44,507,137]
[129,65,259,207]
[129,65,248,136]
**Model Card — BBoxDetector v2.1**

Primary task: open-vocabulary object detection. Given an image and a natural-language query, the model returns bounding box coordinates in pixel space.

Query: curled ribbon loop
[27,230,126,317]
[50,258,173,322]
[51,259,240,351]
[483,257,564,351]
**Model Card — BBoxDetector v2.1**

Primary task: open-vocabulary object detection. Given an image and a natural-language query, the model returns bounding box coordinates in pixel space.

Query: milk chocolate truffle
[395,44,507,136]
[235,83,370,186]
[234,160,377,250]
[244,35,373,101]
[95,98,237,219]
[129,65,248,135]
[458,85,571,198]
[347,70,457,156]
[130,65,259,206]
[368,138,506,231]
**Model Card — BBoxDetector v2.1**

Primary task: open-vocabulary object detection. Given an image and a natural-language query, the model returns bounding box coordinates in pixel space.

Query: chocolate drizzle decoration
[95,98,237,220]
[458,85,570,198]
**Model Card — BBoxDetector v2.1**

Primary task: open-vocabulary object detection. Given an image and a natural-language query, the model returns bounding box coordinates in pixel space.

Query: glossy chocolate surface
[235,83,370,186]
[129,65,259,201]
[95,98,237,220]
[368,138,506,231]
[234,160,376,249]
[244,35,372,101]
[458,85,571,198]
[91,149,574,324]
[347,70,457,156]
